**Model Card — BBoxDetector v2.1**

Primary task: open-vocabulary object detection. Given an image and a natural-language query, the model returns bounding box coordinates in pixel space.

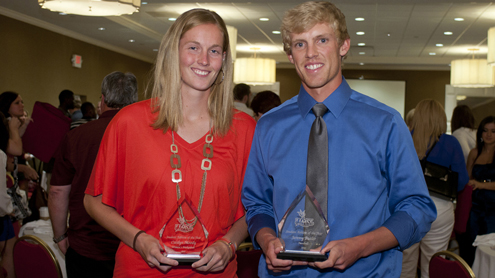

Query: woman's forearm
[83,194,140,248]
[221,215,248,248]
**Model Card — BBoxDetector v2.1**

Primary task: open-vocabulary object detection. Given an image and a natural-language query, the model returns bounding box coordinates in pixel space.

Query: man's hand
[57,238,69,255]
[309,237,364,270]
[310,227,398,271]
[256,227,307,272]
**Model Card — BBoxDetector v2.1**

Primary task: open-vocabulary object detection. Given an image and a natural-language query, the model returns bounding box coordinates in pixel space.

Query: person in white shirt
[451,105,477,163]
[233,83,254,117]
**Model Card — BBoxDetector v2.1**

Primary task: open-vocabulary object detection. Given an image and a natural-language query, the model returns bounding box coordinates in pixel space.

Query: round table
[472,245,495,278]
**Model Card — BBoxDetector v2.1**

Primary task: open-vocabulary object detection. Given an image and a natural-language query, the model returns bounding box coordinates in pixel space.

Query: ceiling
[1,0,495,70]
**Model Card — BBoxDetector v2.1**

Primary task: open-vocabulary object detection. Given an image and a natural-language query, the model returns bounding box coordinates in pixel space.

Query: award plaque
[159,193,209,265]
[277,185,329,262]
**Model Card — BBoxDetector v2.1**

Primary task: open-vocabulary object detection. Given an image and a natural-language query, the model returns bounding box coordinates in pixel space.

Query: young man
[241,2,437,277]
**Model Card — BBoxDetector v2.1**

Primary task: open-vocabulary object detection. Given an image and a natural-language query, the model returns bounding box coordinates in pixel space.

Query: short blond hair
[149,9,233,136]
[281,1,349,55]
[411,99,447,159]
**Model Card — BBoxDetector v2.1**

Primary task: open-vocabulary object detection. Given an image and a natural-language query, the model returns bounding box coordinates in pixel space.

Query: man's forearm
[48,185,71,238]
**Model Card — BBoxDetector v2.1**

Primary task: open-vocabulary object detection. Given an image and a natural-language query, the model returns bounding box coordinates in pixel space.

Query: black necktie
[306,103,328,220]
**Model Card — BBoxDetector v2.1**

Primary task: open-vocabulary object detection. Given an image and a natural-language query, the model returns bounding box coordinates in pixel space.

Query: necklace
[170,131,213,233]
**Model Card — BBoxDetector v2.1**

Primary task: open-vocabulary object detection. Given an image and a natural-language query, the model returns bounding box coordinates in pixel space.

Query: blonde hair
[411,99,447,159]
[149,8,234,136]
[281,1,349,55]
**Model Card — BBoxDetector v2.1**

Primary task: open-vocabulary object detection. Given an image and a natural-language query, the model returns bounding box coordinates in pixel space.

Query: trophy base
[162,254,201,265]
[277,250,327,262]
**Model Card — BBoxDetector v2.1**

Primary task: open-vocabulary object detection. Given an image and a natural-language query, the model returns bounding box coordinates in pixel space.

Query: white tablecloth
[472,245,495,278]
[19,220,67,278]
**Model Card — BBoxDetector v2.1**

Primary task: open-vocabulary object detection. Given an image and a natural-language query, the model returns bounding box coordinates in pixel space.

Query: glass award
[159,192,209,265]
[277,185,329,262]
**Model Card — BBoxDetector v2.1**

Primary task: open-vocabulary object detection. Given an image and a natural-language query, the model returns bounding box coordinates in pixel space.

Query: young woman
[401,99,469,278]
[460,116,495,265]
[84,9,255,277]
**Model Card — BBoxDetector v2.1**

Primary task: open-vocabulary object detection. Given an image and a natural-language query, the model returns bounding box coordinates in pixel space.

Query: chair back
[13,235,63,278]
[454,185,473,234]
[236,242,263,278]
[429,250,475,278]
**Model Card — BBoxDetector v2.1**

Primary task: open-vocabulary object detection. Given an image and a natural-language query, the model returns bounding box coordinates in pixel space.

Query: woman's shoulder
[232,110,256,133]
[112,99,153,123]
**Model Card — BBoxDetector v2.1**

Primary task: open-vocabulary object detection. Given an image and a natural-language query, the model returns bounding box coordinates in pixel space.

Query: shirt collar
[100,109,119,119]
[297,76,352,119]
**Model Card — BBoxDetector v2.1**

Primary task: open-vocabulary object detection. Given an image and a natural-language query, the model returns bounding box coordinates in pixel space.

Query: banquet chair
[429,250,475,278]
[236,242,263,278]
[13,235,63,278]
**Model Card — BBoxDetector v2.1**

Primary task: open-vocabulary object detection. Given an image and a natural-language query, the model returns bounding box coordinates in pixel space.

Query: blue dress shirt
[242,78,437,277]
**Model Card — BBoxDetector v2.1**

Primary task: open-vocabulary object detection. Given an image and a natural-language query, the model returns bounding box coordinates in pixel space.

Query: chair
[236,242,263,278]
[429,250,475,278]
[13,235,63,278]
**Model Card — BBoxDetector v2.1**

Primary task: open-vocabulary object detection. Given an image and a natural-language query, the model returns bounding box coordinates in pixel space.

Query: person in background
[405,108,415,130]
[70,97,83,122]
[233,83,254,117]
[401,99,468,278]
[459,115,495,266]
[451,105,477,163]
[0,111,22,278]
[250,90,281,121]
[70,102,97,130]
[242,2,436,277]
[58,90,75,118]
[0,92,38,182]
[49,72,138,278]
[84,9,255,277]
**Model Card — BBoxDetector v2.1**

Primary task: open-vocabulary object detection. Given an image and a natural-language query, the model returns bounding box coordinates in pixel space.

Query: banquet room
[1,0,495,277]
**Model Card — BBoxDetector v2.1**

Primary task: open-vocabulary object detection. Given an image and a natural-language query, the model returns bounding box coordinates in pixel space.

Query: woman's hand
[134,232,178,272]
[192,240,233,272]
[18,164,39,180]
[8,117,21,130]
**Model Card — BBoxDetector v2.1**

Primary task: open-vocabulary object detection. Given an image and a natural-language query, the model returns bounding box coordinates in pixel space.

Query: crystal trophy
[159,192,209,265]
[277,185,329,262]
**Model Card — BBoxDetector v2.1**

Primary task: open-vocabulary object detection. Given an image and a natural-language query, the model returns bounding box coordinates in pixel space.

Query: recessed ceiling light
[429,52,436,55]
[359,63,365,65]
[387,33,391,37]
[356,31,365,35]
[357,43,366,46]
[59,12,67,15]
[436,43,443,47]
[168,18,176,21]
[359,52,365,55]
[259,18,269,21]
[444,31,453,35]
[454,18,464,21]
[355,17,365,21]
[272,31,281,34]
[153,49,158,52]
[142,2,148,4]
[129,39,135,43]
[98,27,105,31]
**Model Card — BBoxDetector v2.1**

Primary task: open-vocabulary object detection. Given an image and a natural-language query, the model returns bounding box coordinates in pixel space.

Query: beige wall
[276,67,451,115]
[0,15,153,115]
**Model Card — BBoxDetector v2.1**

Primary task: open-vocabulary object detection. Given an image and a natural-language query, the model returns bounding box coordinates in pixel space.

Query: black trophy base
[161,254,201,265]
[277,250,327,262]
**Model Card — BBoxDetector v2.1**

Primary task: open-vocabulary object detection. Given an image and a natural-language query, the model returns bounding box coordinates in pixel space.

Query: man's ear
[288,53,295,64]
[340,38,351,57]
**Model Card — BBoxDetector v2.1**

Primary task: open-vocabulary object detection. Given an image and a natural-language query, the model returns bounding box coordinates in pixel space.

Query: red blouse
[86,99,256,277]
